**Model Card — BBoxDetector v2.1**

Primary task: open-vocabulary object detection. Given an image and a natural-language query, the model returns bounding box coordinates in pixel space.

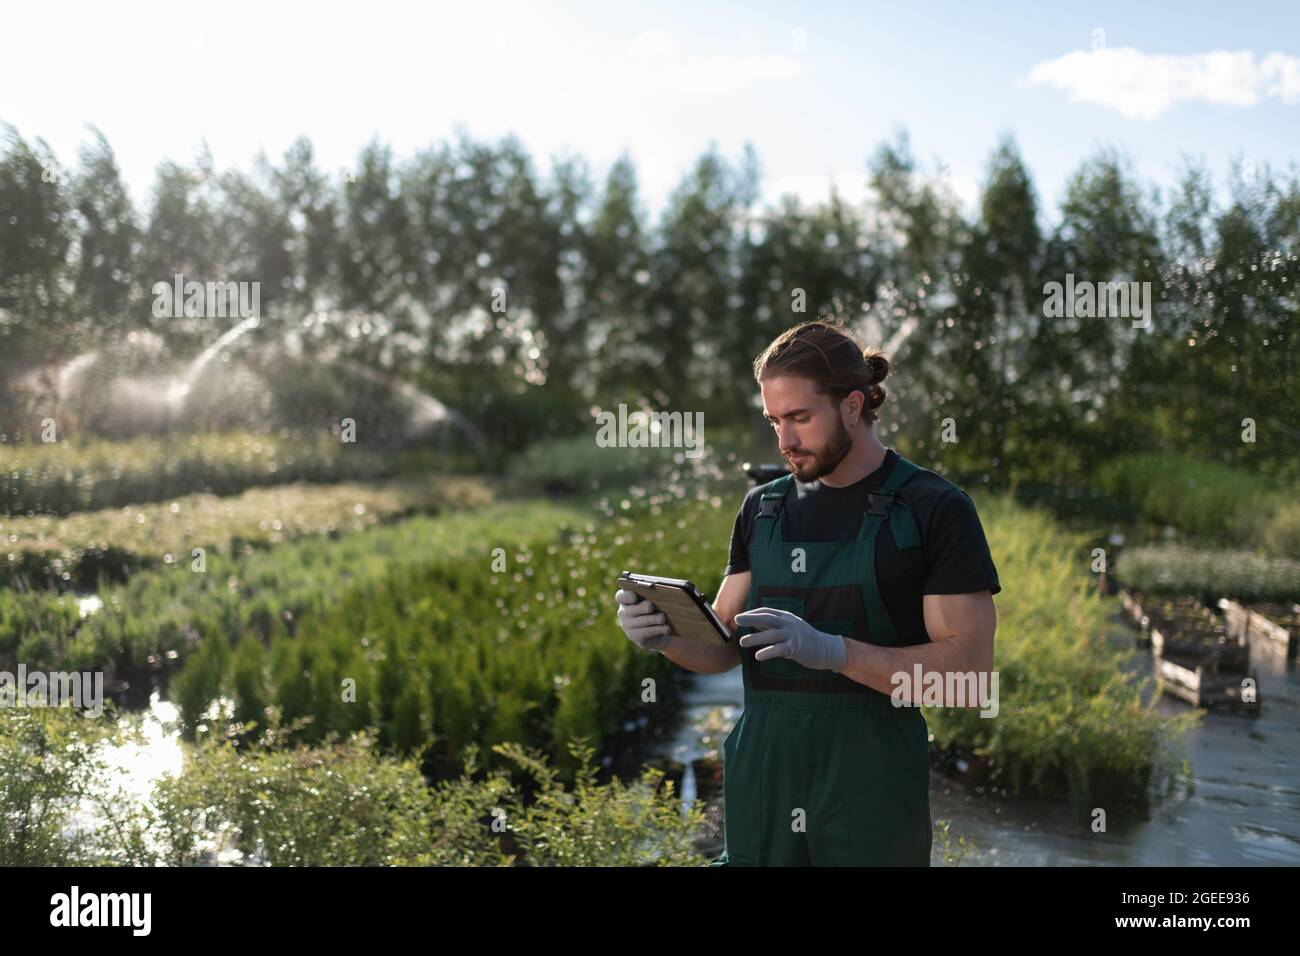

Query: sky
[2,0,1298,225]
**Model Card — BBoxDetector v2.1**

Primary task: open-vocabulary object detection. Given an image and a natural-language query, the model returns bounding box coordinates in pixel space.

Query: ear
[842,390,865,424]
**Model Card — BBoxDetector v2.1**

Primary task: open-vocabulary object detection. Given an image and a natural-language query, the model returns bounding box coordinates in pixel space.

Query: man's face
[760,375,854,481]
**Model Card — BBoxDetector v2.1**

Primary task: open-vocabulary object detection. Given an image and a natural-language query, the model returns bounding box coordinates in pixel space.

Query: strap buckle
[865,489,894,517]
[758,495,784,519]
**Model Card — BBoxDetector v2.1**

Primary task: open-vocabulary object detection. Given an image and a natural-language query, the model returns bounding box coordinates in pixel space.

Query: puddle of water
[101,693,185,800]
[65,693,252,864]
[62,692,184,853]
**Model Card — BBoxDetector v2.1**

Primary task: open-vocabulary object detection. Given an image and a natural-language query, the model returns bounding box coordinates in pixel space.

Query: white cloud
[624,29,802,95]
[1026,47,1300,120]
[627,28,685,60]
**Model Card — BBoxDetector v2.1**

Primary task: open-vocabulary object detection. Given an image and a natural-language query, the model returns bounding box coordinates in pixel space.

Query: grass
[509,431,701,493]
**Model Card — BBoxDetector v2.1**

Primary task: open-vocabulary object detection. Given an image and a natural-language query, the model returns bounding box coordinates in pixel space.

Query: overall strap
[855,452,923,647]
[868,454,922,551]
[756,473,795,548]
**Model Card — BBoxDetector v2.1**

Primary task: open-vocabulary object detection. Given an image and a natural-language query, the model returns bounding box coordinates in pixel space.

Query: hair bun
[863,350,890,385]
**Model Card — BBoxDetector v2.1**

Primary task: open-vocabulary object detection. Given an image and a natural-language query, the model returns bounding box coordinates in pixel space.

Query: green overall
[709,452,932,866]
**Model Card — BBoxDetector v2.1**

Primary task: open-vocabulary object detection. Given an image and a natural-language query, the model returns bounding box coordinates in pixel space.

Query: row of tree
[1,121,1296,483]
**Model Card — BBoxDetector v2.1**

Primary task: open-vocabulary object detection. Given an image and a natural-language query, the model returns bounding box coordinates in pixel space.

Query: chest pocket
[751,592,855,681]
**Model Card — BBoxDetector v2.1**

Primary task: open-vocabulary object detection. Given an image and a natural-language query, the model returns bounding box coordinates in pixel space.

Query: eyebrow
[763,408,814,422]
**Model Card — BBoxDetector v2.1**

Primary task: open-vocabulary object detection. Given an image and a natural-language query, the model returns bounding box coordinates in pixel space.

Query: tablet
[617,571,732,645]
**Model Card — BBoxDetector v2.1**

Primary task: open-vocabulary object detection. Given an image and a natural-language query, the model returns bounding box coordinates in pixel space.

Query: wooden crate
[1149,623,1250,674]
[1219,598,1299,659]
[1118,590,1261,709]
[1119,588,1150,639]
[1154,653,1260,711]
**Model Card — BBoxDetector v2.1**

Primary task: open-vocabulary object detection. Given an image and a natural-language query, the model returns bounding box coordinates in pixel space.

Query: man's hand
[733,607,848,672]
[615,588,675,653]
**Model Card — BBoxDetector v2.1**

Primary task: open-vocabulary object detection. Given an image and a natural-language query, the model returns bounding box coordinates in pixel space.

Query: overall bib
[709,452,932,866]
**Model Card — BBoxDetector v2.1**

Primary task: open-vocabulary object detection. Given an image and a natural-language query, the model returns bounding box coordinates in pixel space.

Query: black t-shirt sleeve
[921,490,1002,596]
[723,490,758,576]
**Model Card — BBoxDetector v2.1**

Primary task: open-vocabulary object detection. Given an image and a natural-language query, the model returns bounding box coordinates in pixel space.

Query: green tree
[71,127,140,341]
[0,124,74,400]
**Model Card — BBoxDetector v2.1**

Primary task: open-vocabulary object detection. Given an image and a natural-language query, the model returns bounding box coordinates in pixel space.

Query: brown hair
[752,320,890,424]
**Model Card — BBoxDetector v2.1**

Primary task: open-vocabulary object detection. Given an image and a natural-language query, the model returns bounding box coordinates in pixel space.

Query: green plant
[3,705,709,866]
[157,486,733,781]
[0,475,495,590]
[1116,545,1300,603]
[932,818,975,866]
[508,432,686,494]
[1093,453,1291,545]
[491,738,709,866]
[1255,495,1300,561]
[0,430,391,517]
[0,704,125,865]
[506,425,747,496]
[925,493,1198,807]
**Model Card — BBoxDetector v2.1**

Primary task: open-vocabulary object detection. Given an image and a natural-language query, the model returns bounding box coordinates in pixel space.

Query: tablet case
[618,572,731,645]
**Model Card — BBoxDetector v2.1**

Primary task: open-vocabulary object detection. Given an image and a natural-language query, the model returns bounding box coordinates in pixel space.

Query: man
[615,320,1000,866]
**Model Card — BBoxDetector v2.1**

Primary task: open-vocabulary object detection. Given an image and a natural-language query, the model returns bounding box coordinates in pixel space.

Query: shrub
[4,709,709,866]
[0,475,494,590]
[1116,545,1300,603]
[1093,453,1291,546]
[0,705,122,866]
[0,431,390,517]
[926,493,1197,807]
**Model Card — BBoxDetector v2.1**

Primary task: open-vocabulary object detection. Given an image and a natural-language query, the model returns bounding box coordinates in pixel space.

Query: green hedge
[507,424,748,495]
[0,431,390,516]
[0,475,494,590]
[1116,544,1300,603]
[1094,453,1296,556]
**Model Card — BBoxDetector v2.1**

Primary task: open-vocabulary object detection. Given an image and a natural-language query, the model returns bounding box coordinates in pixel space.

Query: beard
[784,416,854,481]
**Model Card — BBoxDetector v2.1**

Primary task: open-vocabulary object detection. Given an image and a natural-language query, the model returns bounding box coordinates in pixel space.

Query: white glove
[615,589,674,653]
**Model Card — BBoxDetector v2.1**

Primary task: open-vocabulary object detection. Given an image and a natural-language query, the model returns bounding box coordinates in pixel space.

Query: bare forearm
[839,634,991,705]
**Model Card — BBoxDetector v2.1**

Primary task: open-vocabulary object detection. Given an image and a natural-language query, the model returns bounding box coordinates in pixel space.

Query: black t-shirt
[724,448,1001,646]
